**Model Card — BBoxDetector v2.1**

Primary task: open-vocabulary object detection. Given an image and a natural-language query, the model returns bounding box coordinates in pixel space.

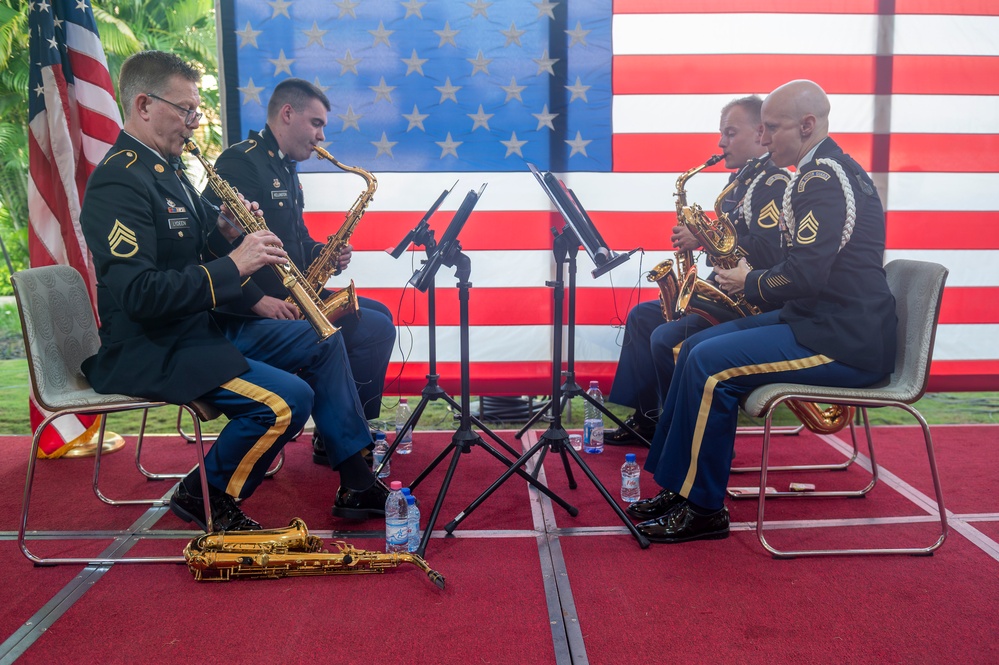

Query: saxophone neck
[313,145,378,191]
[675,153,724,199]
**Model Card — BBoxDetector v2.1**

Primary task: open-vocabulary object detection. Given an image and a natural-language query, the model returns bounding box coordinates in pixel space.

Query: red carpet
[2,425,998,664]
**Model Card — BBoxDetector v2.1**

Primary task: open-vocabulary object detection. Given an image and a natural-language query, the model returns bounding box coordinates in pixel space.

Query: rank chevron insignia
[108,219,139,257]
[757,200,781,228]
[795,211,820,245]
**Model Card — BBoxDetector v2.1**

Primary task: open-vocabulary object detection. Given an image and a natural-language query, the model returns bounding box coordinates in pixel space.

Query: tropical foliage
[0,0,219,294]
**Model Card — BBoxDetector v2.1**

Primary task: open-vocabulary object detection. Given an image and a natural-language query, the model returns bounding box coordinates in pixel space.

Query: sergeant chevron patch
[757,200,780,228]
[796,212,820,245]
[108,220,139,258]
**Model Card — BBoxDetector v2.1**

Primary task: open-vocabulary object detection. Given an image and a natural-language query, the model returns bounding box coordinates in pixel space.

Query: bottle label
[584,420,603,445]
[622,476,640,491]
[386,518,408,547]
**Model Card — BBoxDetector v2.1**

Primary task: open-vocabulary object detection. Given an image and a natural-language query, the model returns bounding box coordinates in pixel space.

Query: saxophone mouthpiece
[183,138,200,155]
[428,569,446,590]
[707,154,725,166]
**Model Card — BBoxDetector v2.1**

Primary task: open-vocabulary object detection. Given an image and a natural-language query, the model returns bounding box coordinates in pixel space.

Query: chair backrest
[11,265,102,411]
[883,259,949,403]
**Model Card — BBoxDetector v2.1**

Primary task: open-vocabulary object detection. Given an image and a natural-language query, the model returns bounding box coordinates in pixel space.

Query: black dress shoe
[312,432,329,466]
[605,416,655,446]
[169,483,262,532]
[332,479,390,520]
[636,500,729,543]
[626,488,683,520]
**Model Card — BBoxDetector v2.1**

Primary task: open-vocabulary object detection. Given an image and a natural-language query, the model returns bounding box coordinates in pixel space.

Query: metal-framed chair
[12,265,215,565]
[739,259,949,557]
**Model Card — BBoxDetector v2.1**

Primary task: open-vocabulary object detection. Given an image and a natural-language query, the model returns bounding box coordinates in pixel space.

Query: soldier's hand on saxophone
[713,257,751,295]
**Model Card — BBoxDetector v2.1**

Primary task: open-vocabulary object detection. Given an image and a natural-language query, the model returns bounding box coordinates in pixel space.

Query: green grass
[1,355,997,435]
[2,302,996,434]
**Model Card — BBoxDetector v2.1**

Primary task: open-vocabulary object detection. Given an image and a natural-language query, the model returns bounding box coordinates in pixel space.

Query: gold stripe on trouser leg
[679,354,834,498]
[219,376,293,497]
[672,340,684,365]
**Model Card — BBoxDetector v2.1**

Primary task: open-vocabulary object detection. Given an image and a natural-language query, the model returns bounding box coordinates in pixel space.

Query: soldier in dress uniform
[205,79,395,466]
[607,96,787,445]
[629,80,896,543]
[80,51,390,532]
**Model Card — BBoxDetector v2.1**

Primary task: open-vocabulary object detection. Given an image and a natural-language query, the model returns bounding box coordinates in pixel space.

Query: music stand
[513,166,649,447]
[443,168,650,549]
[383,184,577,558]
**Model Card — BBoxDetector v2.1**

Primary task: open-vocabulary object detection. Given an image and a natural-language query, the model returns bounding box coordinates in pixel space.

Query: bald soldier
[626,80,897,543]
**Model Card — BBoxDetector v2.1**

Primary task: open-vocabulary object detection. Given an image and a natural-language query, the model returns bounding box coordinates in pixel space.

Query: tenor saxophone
[292,146,378,324]
[183,139,337,341]
[183,518,446,589]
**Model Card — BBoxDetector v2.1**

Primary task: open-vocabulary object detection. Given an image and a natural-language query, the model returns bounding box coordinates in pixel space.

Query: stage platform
[1,424,997,664]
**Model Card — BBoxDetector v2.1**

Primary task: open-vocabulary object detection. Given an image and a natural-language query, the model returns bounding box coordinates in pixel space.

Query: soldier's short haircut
[119,51,200,120]
[721,95,764,125]
[267,78,331,119]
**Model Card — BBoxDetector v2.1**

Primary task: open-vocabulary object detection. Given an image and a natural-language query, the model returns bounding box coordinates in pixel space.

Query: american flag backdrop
[217,0,999,397]
[27,0,122,456]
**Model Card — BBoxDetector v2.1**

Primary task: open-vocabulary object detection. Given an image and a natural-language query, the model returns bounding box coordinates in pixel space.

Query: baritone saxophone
[183,518,446,589]
[291,146,378,324]
[183,139,337,341]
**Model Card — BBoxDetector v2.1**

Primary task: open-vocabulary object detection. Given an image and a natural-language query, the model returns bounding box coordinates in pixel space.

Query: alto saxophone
[183,139,337,341]
[646,154,722,321]
[675,154,771,319]
[291,146,378,324]
[183,518,446,589]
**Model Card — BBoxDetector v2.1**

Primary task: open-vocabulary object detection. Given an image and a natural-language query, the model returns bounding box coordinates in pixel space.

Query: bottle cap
[375,431,386,440]
[406,495,416,505]
[589,380,599,388]
[401,487,411,495]
[625,453,636,463]
[390,481,402,490]
[400,397,408,404]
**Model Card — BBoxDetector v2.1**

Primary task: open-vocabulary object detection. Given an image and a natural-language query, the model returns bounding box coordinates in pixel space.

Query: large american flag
[28,0,121,456]
[218,0,999,396]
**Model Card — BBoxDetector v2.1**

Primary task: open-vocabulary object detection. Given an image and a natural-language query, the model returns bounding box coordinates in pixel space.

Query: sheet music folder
[527,163,636,278]
[408,183,487,292]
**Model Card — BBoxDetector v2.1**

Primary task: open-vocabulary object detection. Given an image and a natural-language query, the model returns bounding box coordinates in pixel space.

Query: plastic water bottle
[372,431,390,479]
[406,494,421,553]
[395,398,413,454]
[621,453,641,503]
[583,380,605,454]
[385,481,409,553]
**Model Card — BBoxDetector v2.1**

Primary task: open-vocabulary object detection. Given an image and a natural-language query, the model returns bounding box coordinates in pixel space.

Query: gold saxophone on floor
[183,518,446,589]
[290,146,379,324]
[183,139,337,341]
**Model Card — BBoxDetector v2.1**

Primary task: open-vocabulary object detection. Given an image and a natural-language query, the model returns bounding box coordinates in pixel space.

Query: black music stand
[385,184,577,558]
[513,166,649,447]
[443,168,650,548]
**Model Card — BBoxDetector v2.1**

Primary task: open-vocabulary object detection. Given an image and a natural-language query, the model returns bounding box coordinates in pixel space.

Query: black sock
[182,472,225,498]
[336,452,377,490]
[687,500,722,515]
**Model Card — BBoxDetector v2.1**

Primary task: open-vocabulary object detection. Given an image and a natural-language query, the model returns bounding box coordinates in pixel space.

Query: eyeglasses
[147,93,203,126]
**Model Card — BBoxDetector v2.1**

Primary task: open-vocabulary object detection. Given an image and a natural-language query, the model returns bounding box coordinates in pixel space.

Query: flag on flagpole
[218,0,999,396]
[28,0,122,457]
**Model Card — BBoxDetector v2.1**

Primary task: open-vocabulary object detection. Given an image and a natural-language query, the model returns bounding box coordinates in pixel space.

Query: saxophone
[184,139,337,341]
[291,146,378,324]
[646,154,722,321]
[674,153,854,434]
[675,154,771,319]
[648,154,757,326]
[184,518,446,589]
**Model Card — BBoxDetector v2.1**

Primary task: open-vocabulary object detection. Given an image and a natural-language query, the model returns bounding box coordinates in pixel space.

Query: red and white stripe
[303,1,999,395]
[28,2,122,456]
